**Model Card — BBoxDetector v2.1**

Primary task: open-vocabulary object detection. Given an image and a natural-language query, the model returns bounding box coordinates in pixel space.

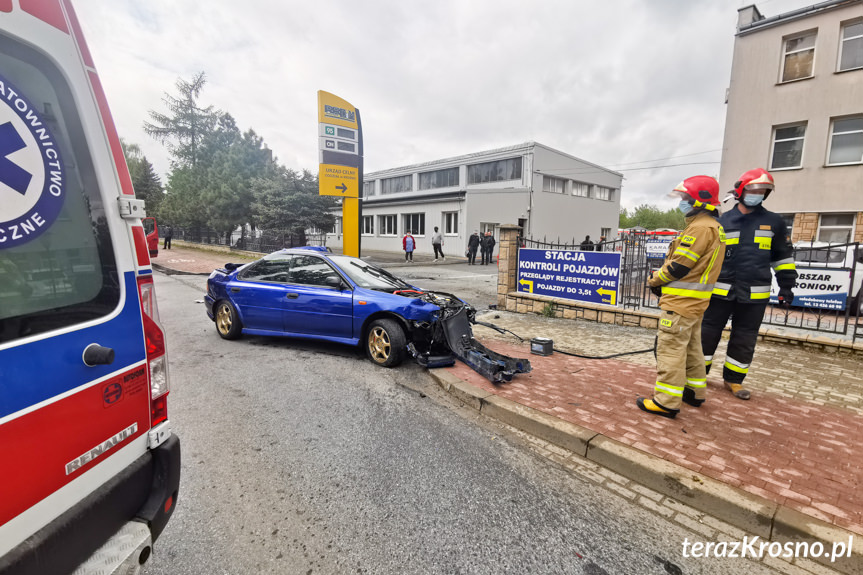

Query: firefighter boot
[636,397,679,419]
[724,381,751,400]
[682,387,704,408]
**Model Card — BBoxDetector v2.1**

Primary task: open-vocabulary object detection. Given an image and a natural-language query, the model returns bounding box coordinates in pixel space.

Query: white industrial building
[325,142,623,255]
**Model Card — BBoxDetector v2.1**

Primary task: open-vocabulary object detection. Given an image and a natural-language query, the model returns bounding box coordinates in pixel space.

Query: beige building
[722,1,863,243]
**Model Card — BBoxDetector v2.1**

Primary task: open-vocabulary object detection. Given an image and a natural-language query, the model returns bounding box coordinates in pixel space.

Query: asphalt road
[145,271,782,575]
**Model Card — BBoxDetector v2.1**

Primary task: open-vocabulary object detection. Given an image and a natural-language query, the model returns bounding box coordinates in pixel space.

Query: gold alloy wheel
[216,303,233,336]
[368,326,391,363]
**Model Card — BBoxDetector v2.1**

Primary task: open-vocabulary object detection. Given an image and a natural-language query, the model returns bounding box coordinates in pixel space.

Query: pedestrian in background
[580,235,594,251]
[637,175,725,419]
[164,225,173,249]
[597,235,607,252]
[432,226,445,261]
[482,231,496,265]
[467,231,480,265]
[402,230,415,263]
[701,168,797,401]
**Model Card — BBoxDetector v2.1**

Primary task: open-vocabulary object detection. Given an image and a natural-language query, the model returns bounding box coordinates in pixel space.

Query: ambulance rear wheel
[215,300,242,340]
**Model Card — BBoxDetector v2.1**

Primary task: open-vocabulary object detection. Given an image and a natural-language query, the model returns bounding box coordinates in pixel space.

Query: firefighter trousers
[701,297,767,385]
[653,310,707,411]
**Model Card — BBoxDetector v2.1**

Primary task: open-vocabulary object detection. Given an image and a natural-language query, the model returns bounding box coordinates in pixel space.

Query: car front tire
[215,300,243,340]
[366,318,406,367]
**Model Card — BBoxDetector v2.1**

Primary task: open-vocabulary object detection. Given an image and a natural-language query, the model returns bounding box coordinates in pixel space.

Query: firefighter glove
[777,288,794,307]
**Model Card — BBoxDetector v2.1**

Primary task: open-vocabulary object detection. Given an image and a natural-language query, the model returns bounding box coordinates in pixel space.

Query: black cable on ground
[552,346,655,360]
[472,321,526,342]
[473,319,657,360]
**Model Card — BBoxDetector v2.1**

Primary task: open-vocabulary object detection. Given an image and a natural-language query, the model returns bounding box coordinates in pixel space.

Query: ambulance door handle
[83,343,115,367]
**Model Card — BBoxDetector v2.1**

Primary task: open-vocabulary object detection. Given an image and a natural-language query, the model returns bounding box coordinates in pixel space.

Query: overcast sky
[74,0,817,210]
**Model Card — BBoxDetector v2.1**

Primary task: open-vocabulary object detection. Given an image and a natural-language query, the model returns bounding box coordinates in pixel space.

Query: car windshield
[795,248,847,264]
[329,256,411,290]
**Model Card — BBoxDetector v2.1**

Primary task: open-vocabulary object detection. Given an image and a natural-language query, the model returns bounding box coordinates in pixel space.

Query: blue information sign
[517,248,622,305]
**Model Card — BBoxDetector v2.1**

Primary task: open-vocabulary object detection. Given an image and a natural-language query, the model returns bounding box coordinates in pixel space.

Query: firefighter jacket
[648,210,725,318]
[711,204,797,303]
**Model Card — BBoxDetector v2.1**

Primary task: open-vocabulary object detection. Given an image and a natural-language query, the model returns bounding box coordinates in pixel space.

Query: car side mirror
[325,276,343,289]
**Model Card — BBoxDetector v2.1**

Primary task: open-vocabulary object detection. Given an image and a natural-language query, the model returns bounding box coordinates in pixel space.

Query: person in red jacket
[402,230,416,262]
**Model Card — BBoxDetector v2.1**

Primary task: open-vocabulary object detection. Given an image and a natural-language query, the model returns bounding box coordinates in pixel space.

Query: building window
[542,176,566,194]
[403,213,425,236]
[780,214,794,241]
[827,116,863,165]
[770,124,806,169]
[330,217,342,235]
[480,222,498,236]
[839,20,863,72]
[781,31,816,82]
[379,215,397,236]
[467,157,522,184]
[572,182,589,197]
[818,213,854,243]
[444,212,458,235]
[595,186,612,201]
[362,215,374,235]
[381,175,412,195]
[363,181,375,197]
[419,167,459,190]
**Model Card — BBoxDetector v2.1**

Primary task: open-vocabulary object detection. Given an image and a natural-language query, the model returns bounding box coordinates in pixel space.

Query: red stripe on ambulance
[0,365,150,526]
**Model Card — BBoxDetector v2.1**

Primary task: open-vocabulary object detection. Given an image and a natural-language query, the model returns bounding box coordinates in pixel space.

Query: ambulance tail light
[137,275,170,427]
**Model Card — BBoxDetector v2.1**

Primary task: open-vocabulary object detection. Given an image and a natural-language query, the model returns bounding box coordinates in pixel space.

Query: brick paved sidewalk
[444,339,863,536]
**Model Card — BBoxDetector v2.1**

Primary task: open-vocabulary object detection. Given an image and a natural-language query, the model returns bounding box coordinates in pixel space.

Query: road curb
[428,370,862,575]
[151,263,209,276]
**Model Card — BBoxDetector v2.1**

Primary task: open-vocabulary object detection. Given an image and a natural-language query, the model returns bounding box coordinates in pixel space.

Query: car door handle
[230,287,240,293]
[286,293,299,299]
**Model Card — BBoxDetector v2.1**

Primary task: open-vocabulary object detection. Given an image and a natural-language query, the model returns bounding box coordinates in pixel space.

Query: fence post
[497,224,522,309]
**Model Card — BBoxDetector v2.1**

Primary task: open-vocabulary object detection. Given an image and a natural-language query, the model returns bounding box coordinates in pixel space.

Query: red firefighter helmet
[732,168,774,200]
[671,175,720,211]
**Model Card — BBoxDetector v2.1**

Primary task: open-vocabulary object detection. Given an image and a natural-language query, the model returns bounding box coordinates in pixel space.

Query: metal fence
[520,234,862,342]
[172,228,328,253]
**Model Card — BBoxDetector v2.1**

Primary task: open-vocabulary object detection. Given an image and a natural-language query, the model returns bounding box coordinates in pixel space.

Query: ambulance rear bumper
[0,434,181,575]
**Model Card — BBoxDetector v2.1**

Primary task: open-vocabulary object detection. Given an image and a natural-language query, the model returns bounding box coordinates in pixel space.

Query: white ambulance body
[0,1,180,573]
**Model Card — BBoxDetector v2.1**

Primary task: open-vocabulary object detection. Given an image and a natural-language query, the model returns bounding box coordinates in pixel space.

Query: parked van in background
[0,2,180,573]
[791,242,863,315]
[143,216,159,258]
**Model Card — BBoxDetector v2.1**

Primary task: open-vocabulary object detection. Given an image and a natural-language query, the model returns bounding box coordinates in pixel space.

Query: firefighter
[701,168,797,400]
[637,176,725,419]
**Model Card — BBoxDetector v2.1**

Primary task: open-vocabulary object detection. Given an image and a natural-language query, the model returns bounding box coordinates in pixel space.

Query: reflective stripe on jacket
[711,204,798,302]
[648,211,725,318]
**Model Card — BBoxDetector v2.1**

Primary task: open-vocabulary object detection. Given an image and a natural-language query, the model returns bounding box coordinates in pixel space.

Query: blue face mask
[677,200,694,215]
[742,194,764,207]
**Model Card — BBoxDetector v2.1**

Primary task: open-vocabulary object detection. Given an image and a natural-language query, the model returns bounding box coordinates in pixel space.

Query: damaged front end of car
[397,289,532,384]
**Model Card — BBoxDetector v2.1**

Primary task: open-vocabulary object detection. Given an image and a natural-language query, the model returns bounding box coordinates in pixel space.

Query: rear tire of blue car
[366,319,406,367]
[215,300,242,340]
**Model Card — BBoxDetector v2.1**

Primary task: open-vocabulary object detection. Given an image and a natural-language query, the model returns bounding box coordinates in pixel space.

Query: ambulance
[0,1,180,573]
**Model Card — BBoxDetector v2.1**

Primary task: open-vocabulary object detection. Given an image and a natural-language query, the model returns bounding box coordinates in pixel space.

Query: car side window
[290,255,340,287]
[238,256,292,283]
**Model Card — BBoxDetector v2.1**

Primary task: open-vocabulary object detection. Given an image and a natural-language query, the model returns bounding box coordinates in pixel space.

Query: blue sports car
[204,249,467,367]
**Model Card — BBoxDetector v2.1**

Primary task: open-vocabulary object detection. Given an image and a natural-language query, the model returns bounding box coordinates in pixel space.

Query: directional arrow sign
[596,288,617,306]
[319,164,358,197]
[519,278,534,293]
